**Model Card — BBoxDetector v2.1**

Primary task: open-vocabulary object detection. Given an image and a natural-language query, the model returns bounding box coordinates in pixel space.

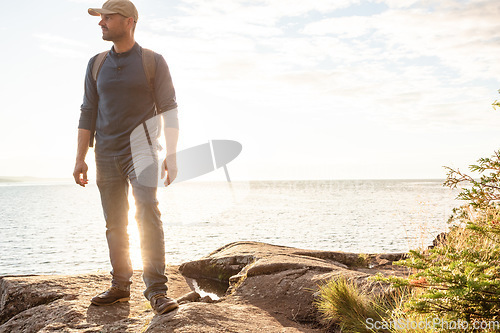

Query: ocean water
[0,179,460,276]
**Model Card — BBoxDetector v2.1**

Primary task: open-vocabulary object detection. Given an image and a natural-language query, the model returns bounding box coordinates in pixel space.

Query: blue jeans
[95,153,167,300]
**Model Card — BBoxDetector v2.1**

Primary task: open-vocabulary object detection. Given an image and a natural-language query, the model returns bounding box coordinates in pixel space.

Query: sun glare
[127,194,143,270]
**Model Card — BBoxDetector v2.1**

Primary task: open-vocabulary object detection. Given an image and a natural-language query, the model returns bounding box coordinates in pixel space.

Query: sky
[1,0,500,181]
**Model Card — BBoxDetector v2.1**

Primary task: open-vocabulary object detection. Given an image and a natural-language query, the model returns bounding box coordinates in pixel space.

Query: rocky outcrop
[0,242,408,332]
[0,266,192,333]
[180,241,408,326]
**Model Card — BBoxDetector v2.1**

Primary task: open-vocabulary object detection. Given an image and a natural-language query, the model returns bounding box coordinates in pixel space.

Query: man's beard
[102,28,126,42]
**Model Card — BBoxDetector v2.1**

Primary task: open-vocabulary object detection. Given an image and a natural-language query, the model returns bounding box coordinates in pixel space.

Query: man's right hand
[73,160,89,187]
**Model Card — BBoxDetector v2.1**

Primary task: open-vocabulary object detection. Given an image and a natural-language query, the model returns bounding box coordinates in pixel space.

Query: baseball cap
[88,0,139,23]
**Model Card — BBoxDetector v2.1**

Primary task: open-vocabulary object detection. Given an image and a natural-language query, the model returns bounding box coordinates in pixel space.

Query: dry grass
[315,277,387,333]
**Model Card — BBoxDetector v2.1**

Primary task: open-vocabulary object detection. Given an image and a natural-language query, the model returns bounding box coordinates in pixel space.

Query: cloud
[302,16,373,38]
[1,0,498,179]
[371,1,500,78]
[34,33,88,48]
[375,0,419,9]
[177,0,360,25]
[144,0,365,41]
[137,0,500,179]
[284,0,500,128]
[34,33,89,58]
[301,1,500,66]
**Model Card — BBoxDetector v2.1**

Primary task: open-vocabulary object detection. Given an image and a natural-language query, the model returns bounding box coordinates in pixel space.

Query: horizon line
[0,176,450,184]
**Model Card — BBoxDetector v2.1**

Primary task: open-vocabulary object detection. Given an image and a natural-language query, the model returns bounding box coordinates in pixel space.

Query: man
[73,0,180,315]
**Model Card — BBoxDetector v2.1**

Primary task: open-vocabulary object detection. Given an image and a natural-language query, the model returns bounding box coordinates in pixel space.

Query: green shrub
[315,120,500,331]
[381,150,500,326]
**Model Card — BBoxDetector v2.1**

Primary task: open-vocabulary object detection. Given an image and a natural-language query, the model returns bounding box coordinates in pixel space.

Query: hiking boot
[91,286,130,306]
[150,294,179,315]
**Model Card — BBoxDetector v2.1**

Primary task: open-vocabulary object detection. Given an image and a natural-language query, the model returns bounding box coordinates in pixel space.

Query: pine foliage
[387,150,500,323]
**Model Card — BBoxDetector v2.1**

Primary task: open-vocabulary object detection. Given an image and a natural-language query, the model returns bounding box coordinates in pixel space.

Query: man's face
[99,14,129,41]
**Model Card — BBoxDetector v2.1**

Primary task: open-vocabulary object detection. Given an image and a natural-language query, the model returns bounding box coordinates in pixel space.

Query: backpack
[88,48,158,147]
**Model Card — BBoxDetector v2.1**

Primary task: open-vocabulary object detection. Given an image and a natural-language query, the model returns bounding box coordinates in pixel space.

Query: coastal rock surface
[0,242,408,332]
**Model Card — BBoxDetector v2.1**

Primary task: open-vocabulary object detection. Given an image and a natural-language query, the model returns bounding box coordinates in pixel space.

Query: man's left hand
[161,154,177,186]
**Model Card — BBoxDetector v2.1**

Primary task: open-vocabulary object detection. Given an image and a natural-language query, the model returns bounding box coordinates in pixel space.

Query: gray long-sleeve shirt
[79,42,178,156]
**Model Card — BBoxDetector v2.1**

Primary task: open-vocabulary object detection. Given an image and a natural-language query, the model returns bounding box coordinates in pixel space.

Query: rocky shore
[0,241,409,332]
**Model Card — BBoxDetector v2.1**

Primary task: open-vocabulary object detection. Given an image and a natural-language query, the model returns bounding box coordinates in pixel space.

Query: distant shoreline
[0,177,73,184]
[0,177,447,184]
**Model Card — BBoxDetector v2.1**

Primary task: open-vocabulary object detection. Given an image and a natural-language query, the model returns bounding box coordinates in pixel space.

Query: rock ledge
[0,242,408,332]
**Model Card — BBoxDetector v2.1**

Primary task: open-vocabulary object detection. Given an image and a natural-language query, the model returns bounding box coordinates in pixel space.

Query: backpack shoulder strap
[91,51,109,82]
[142,48,159,113]
[142,48,156,90]
[88,51,108,147]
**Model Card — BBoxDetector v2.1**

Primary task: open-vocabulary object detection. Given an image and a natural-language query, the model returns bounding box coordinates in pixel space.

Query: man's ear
[126,17,134,30]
